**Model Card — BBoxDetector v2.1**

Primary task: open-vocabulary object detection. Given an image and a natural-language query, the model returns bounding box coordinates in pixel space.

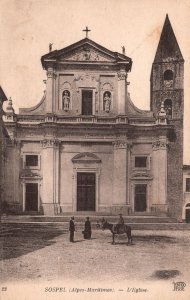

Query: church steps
[0,214,179,224]
[1,220,190,231]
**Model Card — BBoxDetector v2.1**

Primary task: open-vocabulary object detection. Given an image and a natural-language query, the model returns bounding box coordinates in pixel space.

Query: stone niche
[58,74,74,113]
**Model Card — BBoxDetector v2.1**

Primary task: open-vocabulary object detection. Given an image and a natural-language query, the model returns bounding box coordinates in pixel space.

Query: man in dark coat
[82,217,92,239]
[116,213,125,233]
[69,216,75,242]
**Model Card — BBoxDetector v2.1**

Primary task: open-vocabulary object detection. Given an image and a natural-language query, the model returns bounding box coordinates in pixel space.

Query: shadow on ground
[152,269,181,280]
[105,234,177,245]
[0,224,65,261]
[73,239,86,243]
[132,235,177,244]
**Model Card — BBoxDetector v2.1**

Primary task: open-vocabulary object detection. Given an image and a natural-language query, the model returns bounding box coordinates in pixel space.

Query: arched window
[62,90,70,111]
[164,99,172,117]
[103,91,111,112]
[164,70,173,81]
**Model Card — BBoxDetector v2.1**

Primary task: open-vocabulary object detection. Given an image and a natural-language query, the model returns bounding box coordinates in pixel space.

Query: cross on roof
[83,26,91,38]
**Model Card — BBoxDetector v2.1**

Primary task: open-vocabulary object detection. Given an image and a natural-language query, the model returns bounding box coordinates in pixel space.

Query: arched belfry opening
[164,69,173,81]
[164,99,172,117]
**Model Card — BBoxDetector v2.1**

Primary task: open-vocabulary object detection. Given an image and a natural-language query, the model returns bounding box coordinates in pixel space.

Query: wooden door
[134,184,147,212]
[77,173,95,211]
[25,183,38,211]
[186,209,190,223]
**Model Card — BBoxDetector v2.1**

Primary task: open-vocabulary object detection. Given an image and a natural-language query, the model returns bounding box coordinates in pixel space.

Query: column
[113,140,128,205]
[117,70,127,114]
[41,139,60,214]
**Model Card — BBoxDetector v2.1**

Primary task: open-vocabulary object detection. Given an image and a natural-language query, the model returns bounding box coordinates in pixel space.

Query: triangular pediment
[131,173,153,180]
[63,45,113,62]
[41,38,132,68]
[72,152,101,163]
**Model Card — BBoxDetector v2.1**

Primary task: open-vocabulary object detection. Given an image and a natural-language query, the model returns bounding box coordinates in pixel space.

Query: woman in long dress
[82,217,92,239]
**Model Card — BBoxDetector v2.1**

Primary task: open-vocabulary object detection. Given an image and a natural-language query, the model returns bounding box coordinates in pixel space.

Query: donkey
[101,218,132,245]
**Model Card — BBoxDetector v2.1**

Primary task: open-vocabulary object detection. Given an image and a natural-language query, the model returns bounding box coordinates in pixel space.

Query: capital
[41,139,60,148]
[152,140,168,150]
[117,71,127,81]
[113,140,128,149]
[47,67,54,78]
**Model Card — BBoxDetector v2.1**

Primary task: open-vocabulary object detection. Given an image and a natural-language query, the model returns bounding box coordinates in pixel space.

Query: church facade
[3,16,184,220]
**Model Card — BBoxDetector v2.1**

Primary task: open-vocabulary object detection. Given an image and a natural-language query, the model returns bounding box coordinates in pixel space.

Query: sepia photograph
[0,0,190,299]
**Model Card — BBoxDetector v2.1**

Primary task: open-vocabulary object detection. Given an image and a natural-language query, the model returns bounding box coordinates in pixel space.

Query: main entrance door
[186,209,190,223]
[82,90,93,115]
[25,183,38,211]
[134,184,147,212]
[77,172,96,211]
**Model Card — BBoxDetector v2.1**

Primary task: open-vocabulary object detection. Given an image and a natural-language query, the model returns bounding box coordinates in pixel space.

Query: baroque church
[3,15,185,220]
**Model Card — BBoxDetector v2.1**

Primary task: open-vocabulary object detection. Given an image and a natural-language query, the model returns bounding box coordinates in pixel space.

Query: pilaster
[41,139,60,214]
[113,140,128,205]
[5,140,20,205]
[151,137,168,213]
[117,70,127,114]
[46,67,56,113]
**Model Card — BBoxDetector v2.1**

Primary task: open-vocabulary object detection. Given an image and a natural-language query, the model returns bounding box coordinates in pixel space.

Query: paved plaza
[0,223,190,299]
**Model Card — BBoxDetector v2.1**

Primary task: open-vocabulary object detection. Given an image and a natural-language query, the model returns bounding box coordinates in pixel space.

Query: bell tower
[150,15,184,220]
[150,14,184,120]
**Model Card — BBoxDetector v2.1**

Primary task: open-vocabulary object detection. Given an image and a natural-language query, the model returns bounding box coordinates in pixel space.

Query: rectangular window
[82,90,93,115]
[186,178,190,192]
[25,155,38,167]
[135,156,147,168]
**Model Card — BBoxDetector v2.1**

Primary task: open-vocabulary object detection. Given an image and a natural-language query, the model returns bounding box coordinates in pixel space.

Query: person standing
[69,216,75,242]
[83,217,92,239]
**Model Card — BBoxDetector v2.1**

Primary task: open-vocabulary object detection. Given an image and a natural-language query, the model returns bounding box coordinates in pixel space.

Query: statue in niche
[103,92,111,112]
[62,90,70,111]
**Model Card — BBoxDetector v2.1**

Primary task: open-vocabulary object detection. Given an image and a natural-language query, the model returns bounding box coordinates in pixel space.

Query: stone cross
[83,26,91,38]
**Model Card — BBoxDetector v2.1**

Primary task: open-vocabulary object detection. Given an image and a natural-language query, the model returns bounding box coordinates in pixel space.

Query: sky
[0,0,190,163]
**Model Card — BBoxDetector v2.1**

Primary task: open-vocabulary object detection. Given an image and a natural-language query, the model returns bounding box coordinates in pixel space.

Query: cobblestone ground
[0,224,190,299]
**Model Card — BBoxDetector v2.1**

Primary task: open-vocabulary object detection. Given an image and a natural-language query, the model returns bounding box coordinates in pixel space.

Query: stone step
[1,222,190,231]
[1,214,176,224]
